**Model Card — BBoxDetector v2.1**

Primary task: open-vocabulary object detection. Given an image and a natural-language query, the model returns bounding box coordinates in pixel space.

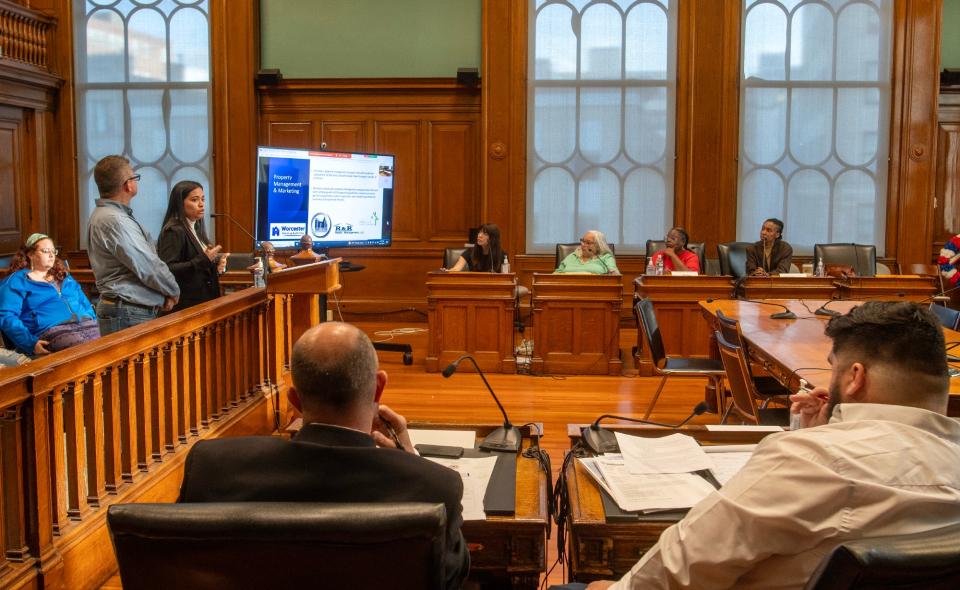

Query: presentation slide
[256,147,394,248]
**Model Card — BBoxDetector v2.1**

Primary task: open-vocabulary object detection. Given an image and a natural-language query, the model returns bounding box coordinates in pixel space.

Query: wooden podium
[425,271,518,373]
[530,273,623,375]
[266,258,342,344]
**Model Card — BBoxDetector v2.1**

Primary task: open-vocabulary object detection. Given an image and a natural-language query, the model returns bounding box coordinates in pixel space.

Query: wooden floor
[100,320,717,589]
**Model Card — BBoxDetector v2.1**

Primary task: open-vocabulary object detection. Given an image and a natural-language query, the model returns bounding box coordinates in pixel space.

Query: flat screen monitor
[254,146,394,249]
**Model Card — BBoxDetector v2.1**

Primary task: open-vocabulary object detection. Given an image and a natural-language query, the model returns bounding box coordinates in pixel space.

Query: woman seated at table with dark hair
[649,227,699,273]
[446,223,507,272]
[555,230,619,275]
[0,233,100,356]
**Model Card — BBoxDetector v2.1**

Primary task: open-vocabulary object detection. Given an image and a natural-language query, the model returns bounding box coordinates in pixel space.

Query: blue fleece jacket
[0,269,96,354]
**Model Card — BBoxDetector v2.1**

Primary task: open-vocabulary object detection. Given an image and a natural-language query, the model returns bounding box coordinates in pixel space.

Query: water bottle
[646,257,655,276]
[656,255,664,276]
[815,259,824,277]
[501,254,510,274]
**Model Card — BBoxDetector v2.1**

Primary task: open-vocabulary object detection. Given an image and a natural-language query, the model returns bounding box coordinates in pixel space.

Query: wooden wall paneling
[264,121,314,149]
[674,0,742,250]
[428,120,478,242]
[888,0,942,269]
[933,90,960,256]
[375,121,421,242]
[321,120,366,152]
[210,0,259,253]
[0,112,22,254]
[481,0,527,258]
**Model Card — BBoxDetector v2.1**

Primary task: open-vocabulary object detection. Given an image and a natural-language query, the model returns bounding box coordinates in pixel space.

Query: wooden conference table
[699,299,960,416]
[562,425,777,582]
[634,275,939,375]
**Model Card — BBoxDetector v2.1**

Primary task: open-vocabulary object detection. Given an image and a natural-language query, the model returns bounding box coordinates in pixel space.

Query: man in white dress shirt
[585,301,960,590]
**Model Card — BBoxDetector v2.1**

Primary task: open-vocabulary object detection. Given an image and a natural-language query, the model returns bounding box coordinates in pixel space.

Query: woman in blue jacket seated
[0,233,99,356]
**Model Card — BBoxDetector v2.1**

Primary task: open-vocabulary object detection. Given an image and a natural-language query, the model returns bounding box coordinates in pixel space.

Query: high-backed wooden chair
[716,311,792,403]
[635,297,725,418]
[108,502,448,590]
[715,330,790,426]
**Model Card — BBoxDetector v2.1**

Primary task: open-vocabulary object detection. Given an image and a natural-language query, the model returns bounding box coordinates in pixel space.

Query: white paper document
[591,456,716,512]
[703,445,756,485]
[427,456,498,521]
[408,429,476,449]
[615,432,712,474]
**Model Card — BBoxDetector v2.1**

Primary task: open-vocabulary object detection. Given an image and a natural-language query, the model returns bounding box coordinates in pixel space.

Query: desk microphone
[581,402,710,455]
[707,298,796,320]
[442,355,520,452]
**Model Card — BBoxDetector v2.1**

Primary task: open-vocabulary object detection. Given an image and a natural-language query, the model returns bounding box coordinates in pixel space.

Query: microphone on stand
[212,212,269,280]
[442,355,520,452]
[581,402,710,455]
[707,298,796,320]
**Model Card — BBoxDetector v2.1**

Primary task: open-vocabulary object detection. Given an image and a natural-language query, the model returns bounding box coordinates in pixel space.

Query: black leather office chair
[443,247,468,269]
[646,240,706,274]
[717,241,754,278]
[812,243,877,277]
[107,502,448,590]
[635,297,725,418]
[803,522,960,590]
[224,252,256,271]
[555,242,615,269]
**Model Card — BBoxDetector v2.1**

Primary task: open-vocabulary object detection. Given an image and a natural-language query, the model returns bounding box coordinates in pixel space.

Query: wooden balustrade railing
[0,286,295,589]
[0,0,54,70]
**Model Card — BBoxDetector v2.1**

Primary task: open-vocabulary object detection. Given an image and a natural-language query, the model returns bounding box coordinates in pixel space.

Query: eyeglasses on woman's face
[38,248,59,255]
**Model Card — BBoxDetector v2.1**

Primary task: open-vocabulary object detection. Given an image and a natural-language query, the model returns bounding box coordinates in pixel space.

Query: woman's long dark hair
[470,223,503,272]
[8,237,69,283]
[161,180,210,245]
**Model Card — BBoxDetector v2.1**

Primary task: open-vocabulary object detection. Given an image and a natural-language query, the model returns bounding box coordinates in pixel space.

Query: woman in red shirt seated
[649,227,699,273]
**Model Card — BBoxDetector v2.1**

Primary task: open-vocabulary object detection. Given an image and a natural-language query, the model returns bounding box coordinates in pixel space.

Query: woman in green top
[555,230,619,275]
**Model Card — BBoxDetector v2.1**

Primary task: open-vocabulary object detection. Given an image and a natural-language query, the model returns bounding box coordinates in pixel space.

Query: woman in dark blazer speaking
[157,180,227,312]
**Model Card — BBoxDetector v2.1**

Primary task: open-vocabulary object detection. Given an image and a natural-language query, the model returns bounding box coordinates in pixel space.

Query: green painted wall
[945,0,960,69]
[259,0,482,78]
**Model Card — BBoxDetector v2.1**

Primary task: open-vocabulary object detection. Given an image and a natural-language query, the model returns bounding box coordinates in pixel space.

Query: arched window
[74,0,212,245]
[527,0,677,254]
[737,0,893,254]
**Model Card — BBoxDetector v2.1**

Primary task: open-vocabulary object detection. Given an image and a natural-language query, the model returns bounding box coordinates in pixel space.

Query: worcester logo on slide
[310,213,332,238]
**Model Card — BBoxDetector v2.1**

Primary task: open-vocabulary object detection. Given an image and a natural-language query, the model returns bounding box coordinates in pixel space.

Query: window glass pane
[624,87,666,164]
[170,89,210,162]
[578,168,621,242]
[534,88,577,163]
[581,3,622,80]
[836,88,880,166]
[742,88,786,166]
[528,0,676,253]
[625,3,667,80]
[532,168,575,245]
[579,88,622,164]
[836,3,882,81]
[170,6,209,82]
[84,90,125,158]
[129,89,166,163]
[789,3,833,81]
[535,3,576,80]
[128,9,168,82]
[738,0,891,255]
[86,10,125,83]
[743,3,786,80]
[738,169,785,239]
[623,168,666,245]
[75,0,212,248]
[789,88,833,165]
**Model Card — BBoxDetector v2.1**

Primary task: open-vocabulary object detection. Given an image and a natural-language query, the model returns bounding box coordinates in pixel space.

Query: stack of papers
[427,456,497,521]
[579,433,757,512]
